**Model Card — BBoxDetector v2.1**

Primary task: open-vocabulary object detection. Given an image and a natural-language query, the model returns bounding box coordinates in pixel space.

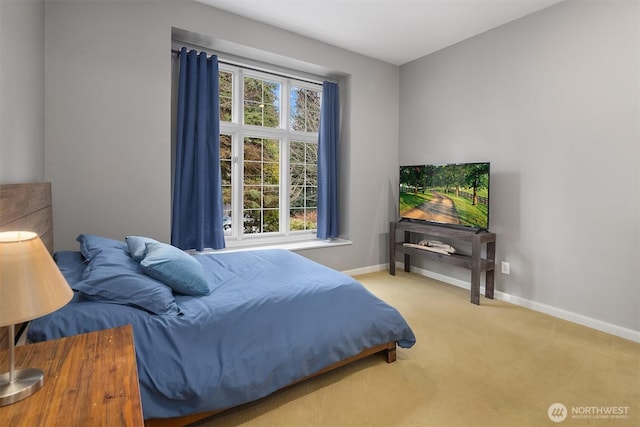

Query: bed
[2,183,416,426]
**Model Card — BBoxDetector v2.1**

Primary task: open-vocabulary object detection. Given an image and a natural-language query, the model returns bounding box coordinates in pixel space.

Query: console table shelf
[389,220,496,305]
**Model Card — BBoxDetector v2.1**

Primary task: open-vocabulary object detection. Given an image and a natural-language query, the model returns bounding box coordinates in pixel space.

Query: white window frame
[220,64,321,247]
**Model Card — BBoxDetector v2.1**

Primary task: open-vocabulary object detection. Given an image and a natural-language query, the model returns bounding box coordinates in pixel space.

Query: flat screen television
[399,162,490,231]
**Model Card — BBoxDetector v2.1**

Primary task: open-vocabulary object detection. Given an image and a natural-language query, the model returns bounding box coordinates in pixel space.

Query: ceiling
[195,0,563,65]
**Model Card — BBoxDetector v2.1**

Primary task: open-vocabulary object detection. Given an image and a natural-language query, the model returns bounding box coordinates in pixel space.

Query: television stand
[389,221,496,305]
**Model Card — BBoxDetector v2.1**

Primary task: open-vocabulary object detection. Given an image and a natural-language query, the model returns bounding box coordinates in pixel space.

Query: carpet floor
[195,270,639,427]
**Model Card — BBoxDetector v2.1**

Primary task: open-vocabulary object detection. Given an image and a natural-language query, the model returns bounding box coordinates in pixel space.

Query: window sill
[193,238,352,254]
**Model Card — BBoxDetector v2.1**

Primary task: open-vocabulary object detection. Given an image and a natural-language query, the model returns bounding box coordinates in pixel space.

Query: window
[219,65,322,243]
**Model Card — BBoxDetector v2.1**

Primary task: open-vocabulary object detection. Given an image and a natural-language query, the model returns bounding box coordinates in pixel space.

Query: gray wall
[44,0,399,271]
[399,0,639,332]
[3,0,637,335]
[0,0,45,183]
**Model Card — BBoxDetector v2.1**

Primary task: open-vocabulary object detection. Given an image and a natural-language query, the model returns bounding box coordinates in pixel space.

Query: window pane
[264,164,279,185]
[290,205,317,231]
[306,208,317,230]
[306,164,317,184]
[306,186,317,207]
[220,134,232,234]
[244,77,280,128]
[242,209,280,234]
[290,86,321,132]
[244,138,262,161]
[243,103,262,126]
[290,141,305,164]
[263,105,280,127]
[220,71,232,122]
[289,140,318,232]
[263,209,279,232]
[243,186,261,208]
[263,140,279,163]
[220,134,232,184]
[263,187,279,209]
[290,189,304,208]
[243,210,260,234]
[243,137,281,234]
[243,78,262,102]
[290,164,305,187]
[305,142,318,163]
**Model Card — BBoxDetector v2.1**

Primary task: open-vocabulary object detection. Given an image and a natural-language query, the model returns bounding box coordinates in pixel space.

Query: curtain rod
[171,48,326,86]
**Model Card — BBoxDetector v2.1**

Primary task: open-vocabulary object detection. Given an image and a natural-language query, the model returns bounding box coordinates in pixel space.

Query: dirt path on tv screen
[405,192,461,224]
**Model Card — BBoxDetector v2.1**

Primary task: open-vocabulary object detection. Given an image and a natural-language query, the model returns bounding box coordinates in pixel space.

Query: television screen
[399,162,490,230]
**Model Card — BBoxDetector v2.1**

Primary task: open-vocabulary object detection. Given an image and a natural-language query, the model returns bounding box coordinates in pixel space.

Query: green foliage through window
[244,77,280,128]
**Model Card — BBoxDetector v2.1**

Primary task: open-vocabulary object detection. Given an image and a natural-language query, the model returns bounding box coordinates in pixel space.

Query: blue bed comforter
[29,247,415,420]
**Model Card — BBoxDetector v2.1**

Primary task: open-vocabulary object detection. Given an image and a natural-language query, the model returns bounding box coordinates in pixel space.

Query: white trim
[345,262,640,343]
[342,264,387,276]
[283,238,352,252]
[494,292,640,343]
[193,237,352,254]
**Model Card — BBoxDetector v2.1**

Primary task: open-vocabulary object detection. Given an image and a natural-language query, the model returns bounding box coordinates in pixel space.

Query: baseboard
[345,262,640,344]
[342,264,387,276]
[494,292,640,343]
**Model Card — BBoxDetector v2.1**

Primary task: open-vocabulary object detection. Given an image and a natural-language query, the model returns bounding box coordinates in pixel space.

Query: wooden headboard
[0,182,53,253]
[0,182,54,348]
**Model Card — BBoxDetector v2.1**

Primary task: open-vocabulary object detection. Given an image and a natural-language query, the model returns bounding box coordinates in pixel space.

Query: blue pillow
[125,235,159,261]
[73,273,181,315]
[74,242,181,315]
[76,234,126,260]
[140,242,210,296]
[54,251,87,286]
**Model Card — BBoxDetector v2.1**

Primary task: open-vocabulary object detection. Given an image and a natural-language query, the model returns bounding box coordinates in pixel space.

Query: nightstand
[0,325,144,426]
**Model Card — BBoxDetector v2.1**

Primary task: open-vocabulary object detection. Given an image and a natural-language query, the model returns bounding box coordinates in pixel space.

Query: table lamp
[0,231,73,406]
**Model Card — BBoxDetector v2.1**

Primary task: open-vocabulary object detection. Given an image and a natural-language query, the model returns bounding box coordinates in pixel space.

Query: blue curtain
[172,47,225,250]
[317,81,340,239]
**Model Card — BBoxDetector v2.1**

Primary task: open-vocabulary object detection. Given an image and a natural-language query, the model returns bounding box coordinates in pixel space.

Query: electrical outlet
[501,262,510,275]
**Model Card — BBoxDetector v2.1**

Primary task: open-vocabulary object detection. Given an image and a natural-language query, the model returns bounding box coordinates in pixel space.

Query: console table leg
[485,270,495,299]
[389,222,396,275]
[404,230,411,272]
[470,270,480,305]
[471,237,481,305]
[485,241,496,299]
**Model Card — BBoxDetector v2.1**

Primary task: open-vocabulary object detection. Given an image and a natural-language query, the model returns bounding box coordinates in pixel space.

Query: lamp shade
[0,231,73,327]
